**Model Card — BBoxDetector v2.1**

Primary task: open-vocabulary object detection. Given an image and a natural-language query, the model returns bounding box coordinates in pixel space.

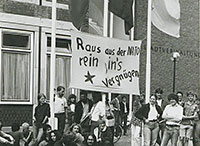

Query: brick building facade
[135,0,200,99]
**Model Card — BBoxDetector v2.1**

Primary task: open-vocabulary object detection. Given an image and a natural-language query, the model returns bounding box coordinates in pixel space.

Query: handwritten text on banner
[70,31,142,94]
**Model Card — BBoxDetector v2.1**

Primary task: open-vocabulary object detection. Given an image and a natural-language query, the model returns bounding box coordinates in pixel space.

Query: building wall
[0,0,70,20]
[135,0,200,99]
[0,0,73,126]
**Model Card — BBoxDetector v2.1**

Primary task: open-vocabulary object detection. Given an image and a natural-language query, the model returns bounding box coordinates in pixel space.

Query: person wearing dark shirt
[54,132,78,146]
[120,96,129,135]
[21,122,33,146]
[82,134,98,146]
[74,91,93,133]
[97,120,113,146]
[33,93,50,143]
[9,123,25,146]
[135,94,162,146]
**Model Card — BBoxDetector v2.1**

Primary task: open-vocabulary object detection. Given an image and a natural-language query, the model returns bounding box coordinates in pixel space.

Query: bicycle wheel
[113,125,123,143]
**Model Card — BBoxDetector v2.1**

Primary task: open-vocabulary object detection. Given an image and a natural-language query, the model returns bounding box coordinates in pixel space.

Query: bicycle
[113,118,132,143]
[113,124,123,143]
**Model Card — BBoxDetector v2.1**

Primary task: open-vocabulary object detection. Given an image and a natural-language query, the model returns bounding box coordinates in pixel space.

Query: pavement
[114,128,172,146]
[115,128,131,146]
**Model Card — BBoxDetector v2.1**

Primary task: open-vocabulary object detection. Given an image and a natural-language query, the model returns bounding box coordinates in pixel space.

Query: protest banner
[70,30,142,95]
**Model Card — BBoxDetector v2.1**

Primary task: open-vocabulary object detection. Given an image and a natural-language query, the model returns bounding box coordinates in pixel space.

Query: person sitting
[96,120,113,146]
[0,121,14,146]
[68,123,84,146]
[82,134,98,146]
[21,122,33,146]
[9,122,26,146]
[54,132,78,146]
[44,130,61,146]
[38,124,52,146]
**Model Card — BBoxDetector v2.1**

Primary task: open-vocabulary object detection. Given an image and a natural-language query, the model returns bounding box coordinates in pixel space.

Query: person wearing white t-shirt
[54,86,67,134]
[161,93,183,146]
[90,91,105,134]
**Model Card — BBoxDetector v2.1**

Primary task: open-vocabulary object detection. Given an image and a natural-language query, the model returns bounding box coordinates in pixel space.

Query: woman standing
[131,94,144,146]
[135,94,162,146]
[33,93,50,144]
[67,94,77,126]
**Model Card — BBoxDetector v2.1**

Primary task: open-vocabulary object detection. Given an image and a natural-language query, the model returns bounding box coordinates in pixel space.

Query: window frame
[40,28,76,100]
[46,33,72,54]
[0,29,34,104]
[12,0,39,4]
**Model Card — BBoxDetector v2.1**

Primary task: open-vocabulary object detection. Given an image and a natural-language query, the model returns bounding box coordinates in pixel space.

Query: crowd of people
[131,88,200,146]
[0,86,199,146]
[0,86,123,146]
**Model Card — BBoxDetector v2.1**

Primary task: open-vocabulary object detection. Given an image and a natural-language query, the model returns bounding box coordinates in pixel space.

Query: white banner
[70,31,141,95]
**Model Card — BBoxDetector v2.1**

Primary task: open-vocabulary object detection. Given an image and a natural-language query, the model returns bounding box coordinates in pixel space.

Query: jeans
[113,110,121,136]
[143,121,159,146]
[161,125,180,146]
[131,125,141,146]
[90,120,99,134]
[156,122,166,144]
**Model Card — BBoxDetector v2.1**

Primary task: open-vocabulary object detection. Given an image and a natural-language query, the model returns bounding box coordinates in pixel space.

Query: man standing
[120,96,129,135]
[161,93,183,146]
[111,94,121,136]
[155,88,167,110]
[155,88,167,145]
[74,91,93,133]
[54,86,67,134]
[177,91,184,107]
[179,92,198,146]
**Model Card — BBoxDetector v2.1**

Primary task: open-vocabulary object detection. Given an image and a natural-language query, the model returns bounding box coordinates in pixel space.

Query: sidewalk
[114,128,177,146]
[115,128,131,146]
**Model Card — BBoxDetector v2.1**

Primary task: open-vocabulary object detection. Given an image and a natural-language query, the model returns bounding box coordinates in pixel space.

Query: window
[2,32,30,49]
[45,34,72,99]
[47,36,71,53]
[46,56,71,98]
[0,29,33,102]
